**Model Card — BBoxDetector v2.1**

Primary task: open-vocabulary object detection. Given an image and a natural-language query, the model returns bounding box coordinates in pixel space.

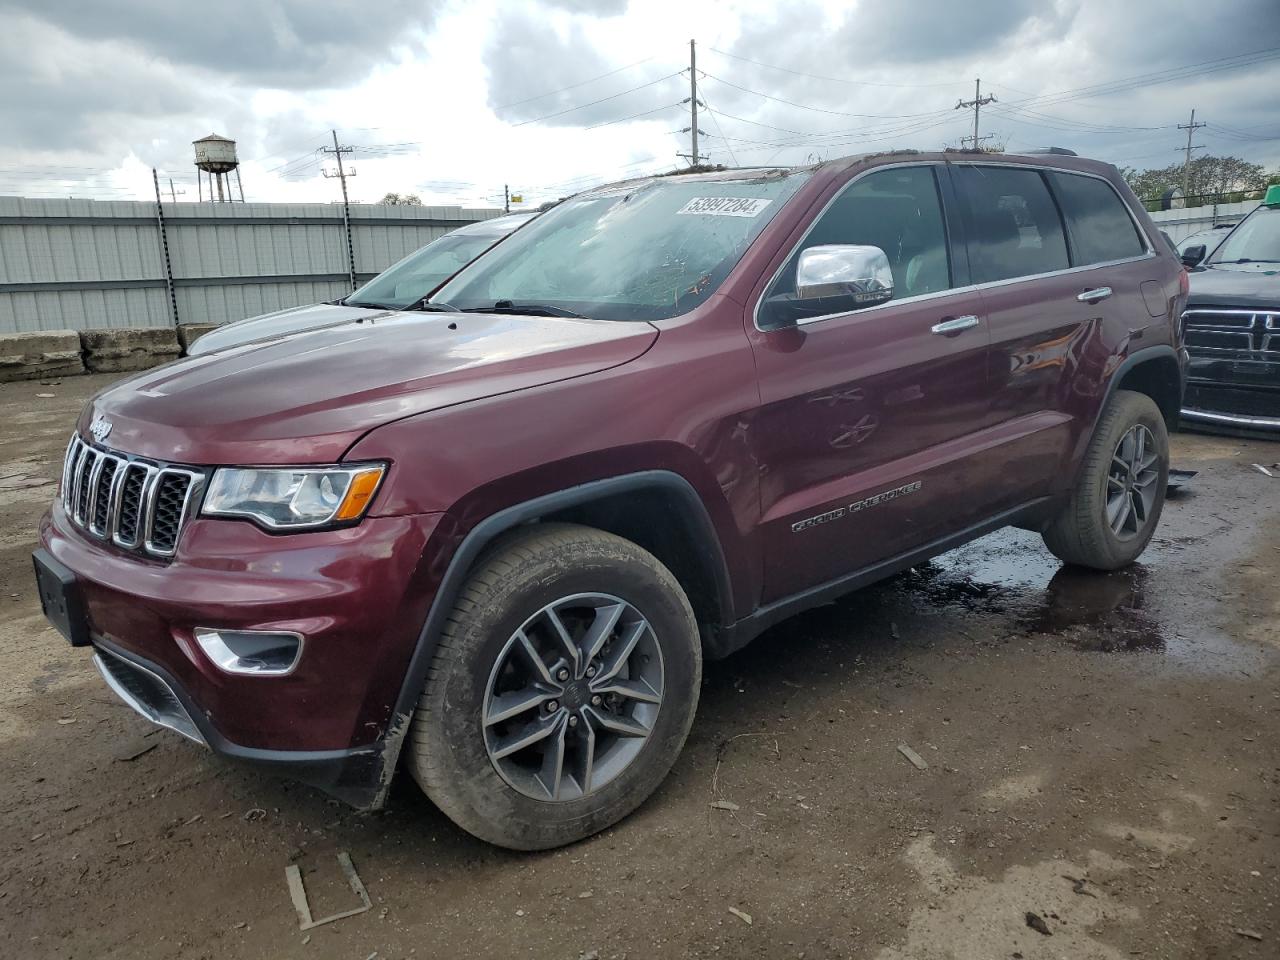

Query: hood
[86,312,658,464]
[1187,261,1280,309]
[186,302,381,356]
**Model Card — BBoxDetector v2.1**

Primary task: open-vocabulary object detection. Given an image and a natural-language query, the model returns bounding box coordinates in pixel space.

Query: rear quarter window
[1048,171,1147,265]
[955,165,1070,284]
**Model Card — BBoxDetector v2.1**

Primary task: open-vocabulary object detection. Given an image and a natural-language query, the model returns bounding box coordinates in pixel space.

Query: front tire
[406,523,701,850]
[1042,389,1169,570]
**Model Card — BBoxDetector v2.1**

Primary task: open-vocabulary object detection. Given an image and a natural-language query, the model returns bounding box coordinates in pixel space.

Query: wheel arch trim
[373,469,735,805]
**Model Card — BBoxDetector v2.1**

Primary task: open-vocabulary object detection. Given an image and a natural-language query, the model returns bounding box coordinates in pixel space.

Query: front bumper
[39,500,444,805]
[91,637,388,806]
[1182,371,1280,436]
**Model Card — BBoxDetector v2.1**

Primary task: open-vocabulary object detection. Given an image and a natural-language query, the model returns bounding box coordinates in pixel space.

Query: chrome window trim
[752,159,1158,332]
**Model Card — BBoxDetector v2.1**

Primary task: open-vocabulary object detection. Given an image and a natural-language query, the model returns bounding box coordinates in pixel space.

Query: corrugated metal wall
[0,196,502,333]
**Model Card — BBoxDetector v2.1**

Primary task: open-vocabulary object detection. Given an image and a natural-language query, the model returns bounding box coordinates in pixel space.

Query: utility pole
[504,184,510,214]
[956,78,997,150]
[676,39,708,168]
[322,130,358,291]
[689,39,699,167]
[167,178,186,203]
[1177,108,1207,200]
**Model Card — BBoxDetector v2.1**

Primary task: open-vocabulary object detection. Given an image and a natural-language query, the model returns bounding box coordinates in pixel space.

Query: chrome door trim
[1077,286,1113,303]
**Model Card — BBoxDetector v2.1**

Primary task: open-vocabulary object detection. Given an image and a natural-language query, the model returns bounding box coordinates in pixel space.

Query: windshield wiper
[461,300,588,319]
[414,301,462,312]
[344,300,402,311]
[1224,258,1280,264]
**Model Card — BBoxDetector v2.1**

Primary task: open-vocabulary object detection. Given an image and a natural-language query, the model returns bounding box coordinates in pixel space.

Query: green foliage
[379,192,422,206]
[1121,155,1269,204]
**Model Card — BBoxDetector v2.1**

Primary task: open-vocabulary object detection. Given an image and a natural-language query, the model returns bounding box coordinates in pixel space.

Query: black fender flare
[371,470,735,805]
[1067,343,1185,484]
[1102,343,1186,424]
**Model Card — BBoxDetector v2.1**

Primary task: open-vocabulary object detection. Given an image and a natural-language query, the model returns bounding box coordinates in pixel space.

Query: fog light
[194,628,303,676]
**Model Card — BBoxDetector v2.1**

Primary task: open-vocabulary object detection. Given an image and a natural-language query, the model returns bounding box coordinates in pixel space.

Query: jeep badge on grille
[89,414,111,443]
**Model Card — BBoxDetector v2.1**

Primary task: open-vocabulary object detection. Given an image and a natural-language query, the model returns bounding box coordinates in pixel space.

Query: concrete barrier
[81,328,181,373]
[0,330,85,383]
[177,324,219,354]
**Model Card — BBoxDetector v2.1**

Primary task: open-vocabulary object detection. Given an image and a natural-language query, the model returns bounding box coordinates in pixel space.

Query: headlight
[202,464,385,530]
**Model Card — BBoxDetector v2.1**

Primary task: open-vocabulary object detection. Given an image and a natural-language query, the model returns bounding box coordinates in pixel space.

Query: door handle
[931,315,980,336]
[1077,286,1113,304]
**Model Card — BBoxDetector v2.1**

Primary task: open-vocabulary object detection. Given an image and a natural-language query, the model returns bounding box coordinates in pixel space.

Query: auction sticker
[676,197,772,217]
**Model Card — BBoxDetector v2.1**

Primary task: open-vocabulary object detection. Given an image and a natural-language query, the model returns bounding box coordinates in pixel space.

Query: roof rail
[1023,147,1078,156]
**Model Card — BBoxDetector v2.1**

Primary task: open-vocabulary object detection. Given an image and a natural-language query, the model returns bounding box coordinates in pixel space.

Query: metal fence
[0,196,502,333]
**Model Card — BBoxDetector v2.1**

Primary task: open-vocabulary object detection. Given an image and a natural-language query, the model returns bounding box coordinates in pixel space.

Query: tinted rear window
[1049,172,1146,265]
[956,166,1069,283]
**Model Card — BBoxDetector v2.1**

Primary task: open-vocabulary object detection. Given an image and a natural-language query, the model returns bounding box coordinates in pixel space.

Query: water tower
[193,133,244,202]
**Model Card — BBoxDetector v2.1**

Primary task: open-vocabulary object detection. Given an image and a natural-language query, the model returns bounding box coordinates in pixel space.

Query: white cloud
[0,0,1276,207]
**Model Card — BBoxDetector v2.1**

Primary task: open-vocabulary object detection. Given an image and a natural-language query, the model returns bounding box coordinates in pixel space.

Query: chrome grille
[60,435,205,558]
[1182,307,1280,355]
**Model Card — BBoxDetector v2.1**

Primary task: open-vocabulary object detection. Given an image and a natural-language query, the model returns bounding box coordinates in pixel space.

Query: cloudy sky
[2,0,1278,209]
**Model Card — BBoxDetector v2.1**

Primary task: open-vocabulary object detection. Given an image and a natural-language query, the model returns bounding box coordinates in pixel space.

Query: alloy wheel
[1106,424,1160,540]
[482,593,664,802]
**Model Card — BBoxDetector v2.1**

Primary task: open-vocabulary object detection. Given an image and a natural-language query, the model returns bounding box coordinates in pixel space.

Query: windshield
[348,232,503,309]
[431,172,810,321]
[1209,205,1280,263]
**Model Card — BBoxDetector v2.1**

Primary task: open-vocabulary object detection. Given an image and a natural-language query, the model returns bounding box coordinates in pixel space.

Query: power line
[584,100,686,131]
[706,47,968,89]
[1000,46,1280,112]
[699,91,738,166]
[510,71,685,127]
[493,56,657,110]
[698,70,954,119]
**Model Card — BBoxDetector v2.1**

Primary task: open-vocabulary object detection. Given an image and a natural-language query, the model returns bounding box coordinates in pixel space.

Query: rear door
[747,163,996,603]
[954,163,1152,505]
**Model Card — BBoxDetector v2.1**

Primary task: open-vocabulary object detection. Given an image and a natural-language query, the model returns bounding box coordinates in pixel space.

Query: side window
[764,166,952,317]
[1049,172,1146,264]
[956,166,1070,283]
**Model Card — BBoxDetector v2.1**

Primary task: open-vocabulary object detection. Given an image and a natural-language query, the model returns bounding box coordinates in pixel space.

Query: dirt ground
[0,373,1276,960]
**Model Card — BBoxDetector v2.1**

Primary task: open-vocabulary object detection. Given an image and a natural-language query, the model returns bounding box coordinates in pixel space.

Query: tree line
[1121,155,1279,208]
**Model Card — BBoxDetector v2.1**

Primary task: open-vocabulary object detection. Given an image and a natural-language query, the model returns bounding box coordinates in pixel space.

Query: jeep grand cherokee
[34,151,1187,850]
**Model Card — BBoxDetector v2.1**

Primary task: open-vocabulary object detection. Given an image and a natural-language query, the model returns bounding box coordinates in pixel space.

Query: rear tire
[1042,389,1169,570]
[407,523,701,850]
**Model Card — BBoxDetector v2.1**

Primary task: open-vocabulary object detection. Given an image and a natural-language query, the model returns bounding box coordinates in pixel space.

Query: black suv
[1180,186,1280,436]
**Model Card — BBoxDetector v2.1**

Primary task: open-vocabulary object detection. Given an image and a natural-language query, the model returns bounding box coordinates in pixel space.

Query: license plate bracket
[32,549,91,647]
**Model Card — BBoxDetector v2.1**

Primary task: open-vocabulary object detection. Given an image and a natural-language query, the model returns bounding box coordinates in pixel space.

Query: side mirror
[1180,244,1206,269]
[796,244,894,305]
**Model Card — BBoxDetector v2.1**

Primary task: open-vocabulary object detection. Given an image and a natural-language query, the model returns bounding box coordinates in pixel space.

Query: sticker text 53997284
[676,197,773,218]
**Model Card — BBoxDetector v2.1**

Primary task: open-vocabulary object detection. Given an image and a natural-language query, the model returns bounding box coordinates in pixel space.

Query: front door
[747,164,995,603]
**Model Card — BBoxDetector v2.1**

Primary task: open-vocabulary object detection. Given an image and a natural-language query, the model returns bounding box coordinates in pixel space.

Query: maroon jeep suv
[34,151,1187,850]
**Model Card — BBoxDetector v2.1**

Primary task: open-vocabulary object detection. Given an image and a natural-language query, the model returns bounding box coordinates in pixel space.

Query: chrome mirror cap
[795,244,894,305]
